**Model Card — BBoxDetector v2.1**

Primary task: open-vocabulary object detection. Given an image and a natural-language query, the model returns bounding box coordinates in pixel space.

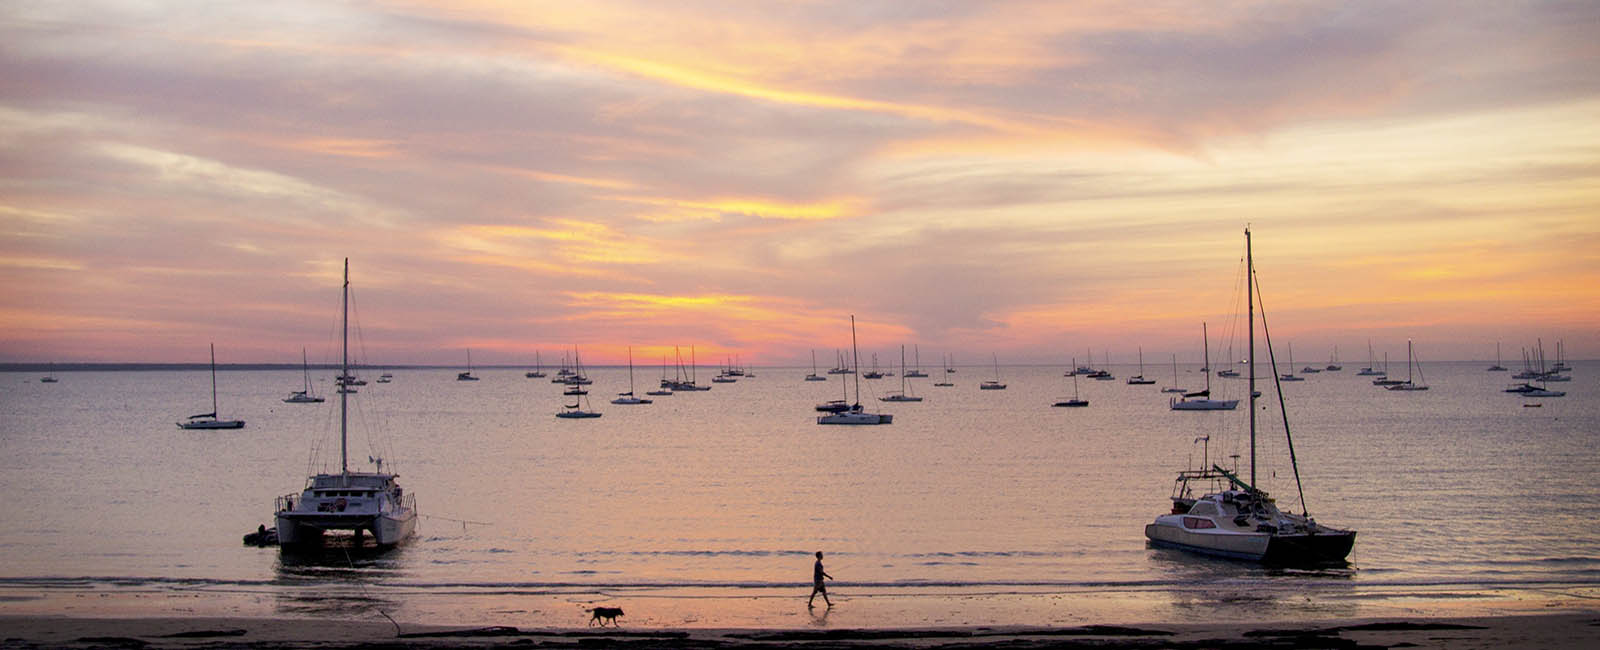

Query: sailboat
[275,259,416,547]
[1215,343,1240,378]
[805,349,827,381]
[557,359,603,419]
[980,353,1006,390]
[933,354,954,387]
[862,353,884,379]
[881,345,923,402]
[178,343,246,429]
[611,347,653,405]
[904,345,929,378]
[283,347,325,403]
[646,355,674,396]
[1386,340,1429,391]
[1324,346,1342,371]
[526,351,547,378]
[1356,340,1383,375]
[1171,323,1239,411]
[818,316,893,425]
[40,362,58,383]
[1278,343,1304,381]
[457,349,479,381]
[1146,227,1356,564]
[376,369,392,383]
[827,350,850,374]
[1161,354,1185,393]
[1371,352,1405,386]
[1053,370,1088,407]
[1486,342,1507,372]
[1127,347,1156,385]
[816,362,851,412]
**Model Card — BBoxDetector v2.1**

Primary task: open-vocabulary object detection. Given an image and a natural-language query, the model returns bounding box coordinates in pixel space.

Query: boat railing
[275,493,301,513]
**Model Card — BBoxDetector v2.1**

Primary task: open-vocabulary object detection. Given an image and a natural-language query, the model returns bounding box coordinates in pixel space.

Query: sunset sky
[2,1,1597,366]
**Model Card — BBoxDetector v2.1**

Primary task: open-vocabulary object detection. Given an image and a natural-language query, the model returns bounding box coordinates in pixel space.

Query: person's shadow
[807,603,831,626]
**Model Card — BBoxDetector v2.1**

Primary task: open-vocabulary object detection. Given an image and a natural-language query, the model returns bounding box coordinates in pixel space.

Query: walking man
[808,551,833,608]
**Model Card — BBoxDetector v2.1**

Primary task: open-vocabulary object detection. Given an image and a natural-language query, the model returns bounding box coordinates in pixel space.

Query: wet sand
[3,613,1597,649]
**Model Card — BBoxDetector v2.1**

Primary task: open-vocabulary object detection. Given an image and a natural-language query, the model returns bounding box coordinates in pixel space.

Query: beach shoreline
[3,611,1597,649]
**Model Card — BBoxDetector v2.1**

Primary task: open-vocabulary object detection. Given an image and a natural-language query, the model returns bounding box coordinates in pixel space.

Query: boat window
[1183,516,1216,529]
[1189,502,1218,516]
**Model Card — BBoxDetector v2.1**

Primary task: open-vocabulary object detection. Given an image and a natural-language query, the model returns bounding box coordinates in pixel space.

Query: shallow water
[1,360,1596,626]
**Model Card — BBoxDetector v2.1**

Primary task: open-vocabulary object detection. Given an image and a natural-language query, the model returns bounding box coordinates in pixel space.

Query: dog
[587,606,625,627]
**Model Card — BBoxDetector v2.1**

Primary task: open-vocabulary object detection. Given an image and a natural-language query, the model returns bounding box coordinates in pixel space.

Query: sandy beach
[3,612,1597,649]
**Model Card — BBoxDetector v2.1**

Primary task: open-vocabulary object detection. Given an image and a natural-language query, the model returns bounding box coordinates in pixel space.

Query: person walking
[808,551,833,608]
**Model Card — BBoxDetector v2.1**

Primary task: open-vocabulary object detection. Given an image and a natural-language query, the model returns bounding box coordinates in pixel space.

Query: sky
[2,0,1597,366]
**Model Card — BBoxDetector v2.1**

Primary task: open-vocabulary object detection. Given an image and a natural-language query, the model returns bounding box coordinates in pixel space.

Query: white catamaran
[275,260,417,548]
[1145,228,1355,564]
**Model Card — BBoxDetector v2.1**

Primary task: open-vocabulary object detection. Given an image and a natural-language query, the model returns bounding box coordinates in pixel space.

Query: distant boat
[661,345,711,391]
[1053,370,1088,407]
[1146,227,1355,564]
[1216,344,1240,378]
[1161,354,1185,393]
[1324,346,1342,371]
[1486,342,1507,372]
[457,349,479,381]
[880,345,924,402]
[376,369,392,383]
[818,316,892,425]
[827,349,850,375]
[904,345,929,377]
[40,362,58,383]
[1089,350,1114,381]
[861,353,884,379]
[980,353,1006,390]
[1127,347,1156,385]
[611,346,653,405]
[283,347,325,403]
[805,349,826,381]
[558,347,602,418]
[527,351,547,378]
[1371,352,1405,386]
[1171,323,1239,411]
[178,343,245,429]
[933,354,954,387]
[1385,340,1430,391]
[1278,343,1305,381]
[1356,340,1384,376]
[275,259,415,548]
[646,355,673,396]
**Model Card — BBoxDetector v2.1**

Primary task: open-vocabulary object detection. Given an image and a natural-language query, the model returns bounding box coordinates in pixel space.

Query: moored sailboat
[178,343,246,429]
[817,316,892,425]
[880,345,923,402]
[1171,323,1238,411]
[1146,228,1355,564]
[276,260,416,548]
[283,347,325,403]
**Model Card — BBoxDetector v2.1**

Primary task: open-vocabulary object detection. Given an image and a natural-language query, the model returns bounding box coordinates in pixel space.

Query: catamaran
[178,343,246,429]
[818,316,892,425]
[275,259,416,548]
[1146,228,1355,564]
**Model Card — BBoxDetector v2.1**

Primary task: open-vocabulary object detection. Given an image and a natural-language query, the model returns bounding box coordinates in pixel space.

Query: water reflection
[1146,546,1358,619]
[271,541,410,618]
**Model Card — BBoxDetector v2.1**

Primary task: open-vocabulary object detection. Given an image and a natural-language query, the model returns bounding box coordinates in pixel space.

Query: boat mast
[1202,323,1212,394]
[850,315,860,407]
[1246,228,1256,488]
[209,342,218,416]
[340,258,349,476]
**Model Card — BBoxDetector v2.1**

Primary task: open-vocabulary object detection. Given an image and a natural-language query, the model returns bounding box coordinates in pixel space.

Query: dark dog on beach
[587,606,625,627]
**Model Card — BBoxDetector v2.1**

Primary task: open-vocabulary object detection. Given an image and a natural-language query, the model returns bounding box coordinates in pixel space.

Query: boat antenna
[1252,261,1310,517]
[1247,227,1255,487]
[340,257,349,476]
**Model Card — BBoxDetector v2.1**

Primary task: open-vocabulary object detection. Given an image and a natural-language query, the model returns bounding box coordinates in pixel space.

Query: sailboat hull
[178,419,245,429]
[1169,398,1239,410]
[817,411,892,424]
[1145,521,1355,564]
[277,510,416,547]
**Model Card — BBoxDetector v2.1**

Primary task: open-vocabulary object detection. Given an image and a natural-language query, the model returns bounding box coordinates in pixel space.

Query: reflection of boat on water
[1146,228,1355,565]
[276,260,416,549]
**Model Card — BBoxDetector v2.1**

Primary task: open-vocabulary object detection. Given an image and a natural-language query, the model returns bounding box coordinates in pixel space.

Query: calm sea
[2,360,1596,627]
